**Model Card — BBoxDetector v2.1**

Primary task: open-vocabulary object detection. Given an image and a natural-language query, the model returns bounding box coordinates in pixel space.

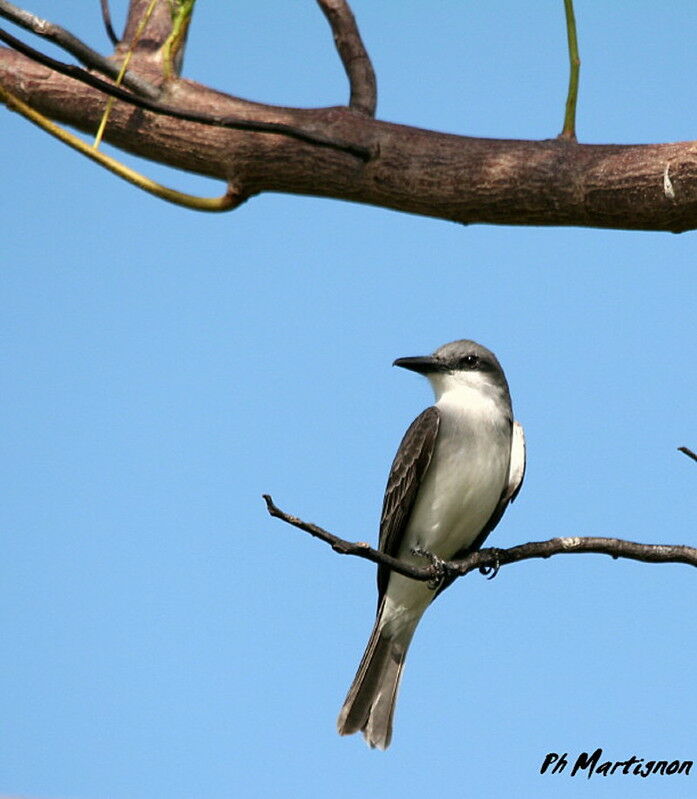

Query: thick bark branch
[0,34,370,160]
[263,495,697,584]
[2,2,697,229]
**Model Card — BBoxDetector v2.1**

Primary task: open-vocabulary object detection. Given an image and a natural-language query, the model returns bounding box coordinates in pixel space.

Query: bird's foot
[411,546,450,590]
[479,548,501,580]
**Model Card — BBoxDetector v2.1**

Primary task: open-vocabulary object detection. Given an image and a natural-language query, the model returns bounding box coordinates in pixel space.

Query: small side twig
[263,494,697,583]
[0,0,157,98]
[100,0,120,46]
[316,0,377,117]
[679,446,697,464]
[560,0,580,140]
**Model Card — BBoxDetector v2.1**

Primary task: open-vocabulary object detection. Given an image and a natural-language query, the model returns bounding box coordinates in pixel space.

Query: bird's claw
[411,546,448,590]
[479,549,501,580]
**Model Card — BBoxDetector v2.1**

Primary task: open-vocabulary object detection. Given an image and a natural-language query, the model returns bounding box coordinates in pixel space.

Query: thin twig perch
[679,446,697,464]
[263,494,697,584]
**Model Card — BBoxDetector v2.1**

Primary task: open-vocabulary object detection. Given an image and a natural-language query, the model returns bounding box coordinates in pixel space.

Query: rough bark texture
[2,1,697,230]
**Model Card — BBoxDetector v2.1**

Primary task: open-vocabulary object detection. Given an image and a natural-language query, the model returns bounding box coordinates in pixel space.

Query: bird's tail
[337,607,417,750]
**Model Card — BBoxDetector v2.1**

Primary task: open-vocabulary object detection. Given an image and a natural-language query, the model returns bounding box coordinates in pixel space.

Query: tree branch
[100,0,120,46]
[560,0,580,140]
[263,494,428,580]
[0,79,244,211]
[2,1,697,230]
[121,0,173,57]
[0,0,158,97]
[0,29,371,160]
[263,494,697,583]
[679,446,697,464]
[316,0,377,117]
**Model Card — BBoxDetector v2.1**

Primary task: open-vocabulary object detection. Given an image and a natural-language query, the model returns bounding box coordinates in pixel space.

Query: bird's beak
[393,355,441,374]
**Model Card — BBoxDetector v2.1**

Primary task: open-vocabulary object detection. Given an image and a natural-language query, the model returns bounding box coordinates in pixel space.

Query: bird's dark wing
[377,406,440,602]
[436,419,526,596]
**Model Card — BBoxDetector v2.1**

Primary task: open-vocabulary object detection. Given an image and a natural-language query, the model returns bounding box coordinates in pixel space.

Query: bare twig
[263,494,428,580]
[679,446,697,464]
[560,0,580,140]
[0,27,372,160]
[100,0,120,46]
[0,0,157,98]
[316,0,377,117]
[263,494,697,583]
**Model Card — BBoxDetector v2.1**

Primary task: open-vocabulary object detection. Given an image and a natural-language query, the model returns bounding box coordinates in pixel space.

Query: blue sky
[2,2,696,797]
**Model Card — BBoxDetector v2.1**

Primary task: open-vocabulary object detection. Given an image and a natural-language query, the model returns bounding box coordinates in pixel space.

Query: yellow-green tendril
[93,0,159,149]
[0,82,239,212]
[561,0,580,140]
[163,0,195,78]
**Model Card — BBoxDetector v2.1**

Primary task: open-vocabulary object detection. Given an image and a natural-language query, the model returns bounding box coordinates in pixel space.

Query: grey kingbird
[337,339,525,749]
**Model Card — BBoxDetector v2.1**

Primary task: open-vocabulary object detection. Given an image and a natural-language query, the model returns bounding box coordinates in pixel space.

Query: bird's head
[393,339,511,408]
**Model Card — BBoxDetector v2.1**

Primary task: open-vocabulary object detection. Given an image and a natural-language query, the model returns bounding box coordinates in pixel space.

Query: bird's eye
[460,354,479,368]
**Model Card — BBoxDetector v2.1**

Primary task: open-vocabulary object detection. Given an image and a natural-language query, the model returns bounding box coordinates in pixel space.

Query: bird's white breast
[383,383,511,625]
[405,387,510,558]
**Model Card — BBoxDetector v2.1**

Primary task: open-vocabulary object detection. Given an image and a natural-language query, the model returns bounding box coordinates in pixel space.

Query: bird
[336,339,525,749]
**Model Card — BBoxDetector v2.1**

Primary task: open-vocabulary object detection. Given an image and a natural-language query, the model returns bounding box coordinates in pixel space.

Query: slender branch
[0,28,372,160]
[679,446,697,464]
[0,0,158,98]
[263,494,427,579]
[100,0,120,46]
[263,494,697,583]
[560,0,580,140]
[316,0,377,117]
